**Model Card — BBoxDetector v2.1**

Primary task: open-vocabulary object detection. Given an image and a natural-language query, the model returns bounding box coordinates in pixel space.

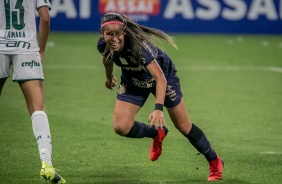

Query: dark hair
[100,12,177,63]
[100,12,126,27]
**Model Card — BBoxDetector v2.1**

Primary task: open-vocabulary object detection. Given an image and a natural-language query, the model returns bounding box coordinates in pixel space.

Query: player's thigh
[0,54,11,79]
[114,84,150,131]
[114,99,141,124]
[115,83,150,124]
[0,54,12,95]
[112,100,141,135]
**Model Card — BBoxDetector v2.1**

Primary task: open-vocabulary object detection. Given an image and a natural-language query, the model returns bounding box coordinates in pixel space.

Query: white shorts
[0,53,44,82]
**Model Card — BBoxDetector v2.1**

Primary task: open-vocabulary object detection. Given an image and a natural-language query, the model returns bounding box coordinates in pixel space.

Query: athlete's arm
[38,7,50,61]
[147,60,167,105]
[103,57,117,90]
[146,60,167,127]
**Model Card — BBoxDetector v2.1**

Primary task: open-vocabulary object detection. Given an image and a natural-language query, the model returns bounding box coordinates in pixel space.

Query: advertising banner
[47,0,282,34]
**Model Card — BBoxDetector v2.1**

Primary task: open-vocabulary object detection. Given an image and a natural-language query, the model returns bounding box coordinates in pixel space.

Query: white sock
[31,111,52,166]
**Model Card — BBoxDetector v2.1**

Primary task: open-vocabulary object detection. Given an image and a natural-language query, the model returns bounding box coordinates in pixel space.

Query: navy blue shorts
[116,76,183,108]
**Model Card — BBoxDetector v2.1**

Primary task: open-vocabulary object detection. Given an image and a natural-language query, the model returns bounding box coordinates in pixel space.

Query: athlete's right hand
[105,75,117,90]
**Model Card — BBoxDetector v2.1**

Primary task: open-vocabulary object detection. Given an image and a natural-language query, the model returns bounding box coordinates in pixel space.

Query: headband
[101,21,124,28]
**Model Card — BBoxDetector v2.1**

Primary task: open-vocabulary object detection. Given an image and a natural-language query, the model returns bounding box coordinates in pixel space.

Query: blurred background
[46,0,282,34]
[1,0,281,183]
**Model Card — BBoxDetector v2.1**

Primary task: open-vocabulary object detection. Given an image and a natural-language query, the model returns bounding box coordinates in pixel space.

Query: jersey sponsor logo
[0,40,30,49]
[120,56,138,65]
[22,60,41,68]
[99,0,160,15]
[123,64,147,72]
[131,77,154,88]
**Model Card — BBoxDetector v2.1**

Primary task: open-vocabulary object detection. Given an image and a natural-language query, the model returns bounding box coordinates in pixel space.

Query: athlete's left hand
[105,75,117,90]
[148,110,166,128]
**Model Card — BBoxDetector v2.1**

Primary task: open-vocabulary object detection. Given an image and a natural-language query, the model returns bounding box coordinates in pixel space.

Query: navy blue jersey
[97,36,178,88]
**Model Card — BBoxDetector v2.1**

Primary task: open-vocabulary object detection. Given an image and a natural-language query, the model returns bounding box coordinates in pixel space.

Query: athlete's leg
[113,99,158,138]
[0,78,7,96]
[8,45,65,182]
[0,54,10,96]
[167,99,217,161]
[19,80,53,166]
[166,99,192,134]
[113,99,140,135]
[114,83,159,138]
[163,76,218,161]
[167,99,223,180]
[114,95,167,161]
[20,79,66,181]
[115,82,169,161]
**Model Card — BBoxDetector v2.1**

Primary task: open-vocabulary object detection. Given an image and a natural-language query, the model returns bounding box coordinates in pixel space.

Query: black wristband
[155,103,163,111]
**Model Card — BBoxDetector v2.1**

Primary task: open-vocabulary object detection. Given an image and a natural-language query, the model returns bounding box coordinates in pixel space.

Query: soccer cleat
[40,161,66,184]
[150,127,169,161]
[208,156,224,181]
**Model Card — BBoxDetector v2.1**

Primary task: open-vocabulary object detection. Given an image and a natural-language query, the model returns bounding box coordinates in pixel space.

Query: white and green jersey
[0,0,51,54]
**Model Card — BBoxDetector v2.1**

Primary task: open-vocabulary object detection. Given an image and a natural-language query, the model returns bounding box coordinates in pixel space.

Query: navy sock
[185,124,217,162]
[125,121,158,138]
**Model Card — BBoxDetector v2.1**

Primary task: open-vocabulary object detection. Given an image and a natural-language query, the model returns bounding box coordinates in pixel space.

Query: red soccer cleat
[208,156,224,181]
[150,127,168,161]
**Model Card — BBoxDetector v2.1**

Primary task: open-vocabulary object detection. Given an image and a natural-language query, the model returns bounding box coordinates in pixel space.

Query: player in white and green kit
[0,0,66,183]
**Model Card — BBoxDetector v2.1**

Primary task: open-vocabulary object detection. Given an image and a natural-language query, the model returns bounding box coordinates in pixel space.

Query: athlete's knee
[173,120,192,135]
[113,123,126,136]
[113,120,131,136]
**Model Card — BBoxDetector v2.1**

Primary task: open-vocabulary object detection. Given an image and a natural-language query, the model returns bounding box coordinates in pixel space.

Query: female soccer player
[0,0,66,183]
[97,12,224,181]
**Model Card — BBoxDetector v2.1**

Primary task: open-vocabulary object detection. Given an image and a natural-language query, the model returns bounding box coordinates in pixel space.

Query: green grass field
[0,33,281,184]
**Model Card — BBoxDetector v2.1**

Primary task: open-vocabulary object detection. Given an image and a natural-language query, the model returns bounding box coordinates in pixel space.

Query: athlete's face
[101,24,125,52]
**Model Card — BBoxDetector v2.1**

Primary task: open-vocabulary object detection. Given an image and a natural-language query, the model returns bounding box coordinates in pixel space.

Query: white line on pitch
[260,151,282,155]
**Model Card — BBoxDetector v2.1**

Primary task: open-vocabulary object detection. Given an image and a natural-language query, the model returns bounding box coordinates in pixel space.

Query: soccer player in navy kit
[0,0,65,183]
[97,12,224,181]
